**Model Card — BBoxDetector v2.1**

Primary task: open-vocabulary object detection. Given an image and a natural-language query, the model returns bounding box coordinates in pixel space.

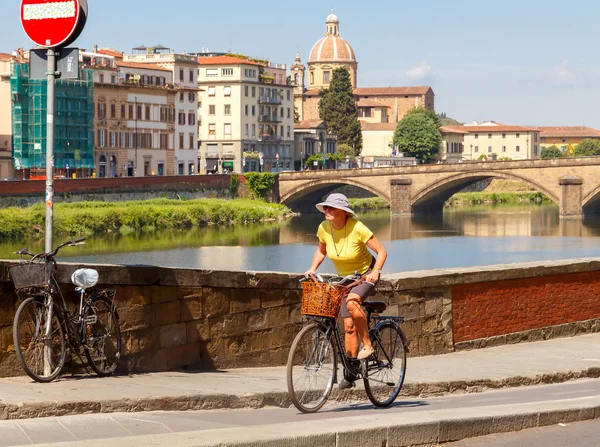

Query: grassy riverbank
[0,199,293,240]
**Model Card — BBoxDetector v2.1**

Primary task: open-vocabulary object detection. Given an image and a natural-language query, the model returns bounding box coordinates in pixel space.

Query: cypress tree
[318,67,363,155]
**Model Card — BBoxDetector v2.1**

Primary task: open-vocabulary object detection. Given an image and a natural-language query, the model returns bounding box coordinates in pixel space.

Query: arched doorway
[98,155,107,178]
[110,155,117,177]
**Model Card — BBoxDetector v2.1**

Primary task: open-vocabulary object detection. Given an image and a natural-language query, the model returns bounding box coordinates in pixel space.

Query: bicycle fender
[374,320,410,353]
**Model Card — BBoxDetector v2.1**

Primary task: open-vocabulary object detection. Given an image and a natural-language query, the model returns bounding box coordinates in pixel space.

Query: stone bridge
[278,158,600,218]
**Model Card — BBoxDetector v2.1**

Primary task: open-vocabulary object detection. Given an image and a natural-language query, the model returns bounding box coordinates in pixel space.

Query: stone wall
[0,258,599,377]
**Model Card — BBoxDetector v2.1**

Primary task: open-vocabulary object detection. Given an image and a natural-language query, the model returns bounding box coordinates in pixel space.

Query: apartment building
[441,123,541,161]
[197,56,295,174]
[0,53,14,179]
[124,46,199,175]
[537,126,600,151]
[82,51,177,177]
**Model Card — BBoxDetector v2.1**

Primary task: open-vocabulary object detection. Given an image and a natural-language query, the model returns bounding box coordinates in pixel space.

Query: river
[4,204,600,274]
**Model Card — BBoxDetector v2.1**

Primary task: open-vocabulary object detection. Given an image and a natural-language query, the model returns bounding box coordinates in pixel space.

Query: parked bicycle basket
[301,281,349,318]
[9,262,52,290]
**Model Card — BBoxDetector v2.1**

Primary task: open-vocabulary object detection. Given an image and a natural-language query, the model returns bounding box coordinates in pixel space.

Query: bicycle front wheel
[13,297,66,383]
[363,322,407,407]
[286,322,337,413]
[84,296,121,376]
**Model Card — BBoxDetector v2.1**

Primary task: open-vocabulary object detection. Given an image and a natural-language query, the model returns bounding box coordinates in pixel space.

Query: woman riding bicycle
[304,193,387,389]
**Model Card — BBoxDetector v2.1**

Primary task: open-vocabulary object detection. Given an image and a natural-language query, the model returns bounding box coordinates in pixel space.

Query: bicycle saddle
[363,301,386,313]
[71,268,99,290]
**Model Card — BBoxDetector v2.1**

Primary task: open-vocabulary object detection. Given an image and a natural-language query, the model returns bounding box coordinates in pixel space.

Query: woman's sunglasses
[323,206,336,212]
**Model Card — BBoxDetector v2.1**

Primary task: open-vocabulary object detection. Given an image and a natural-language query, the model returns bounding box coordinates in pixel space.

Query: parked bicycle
[9,238,121,383]
[287,273,408,413]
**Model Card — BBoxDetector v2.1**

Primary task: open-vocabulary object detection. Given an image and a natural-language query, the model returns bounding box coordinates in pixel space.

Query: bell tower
[291,52,306,121]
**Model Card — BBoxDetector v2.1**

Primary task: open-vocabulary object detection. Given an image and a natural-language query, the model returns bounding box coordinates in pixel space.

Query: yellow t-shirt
[317,218,374,276]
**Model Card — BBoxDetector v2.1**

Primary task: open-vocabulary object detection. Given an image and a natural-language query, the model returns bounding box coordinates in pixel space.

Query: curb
[3,367,600,420]
[32,396,600,447]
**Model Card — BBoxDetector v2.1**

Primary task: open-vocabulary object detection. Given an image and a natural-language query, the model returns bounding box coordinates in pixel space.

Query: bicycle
[286,273,408,413]
[9,237,122,383]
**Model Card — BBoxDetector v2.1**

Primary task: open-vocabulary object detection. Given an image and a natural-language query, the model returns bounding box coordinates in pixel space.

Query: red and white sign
[20,0,87,48]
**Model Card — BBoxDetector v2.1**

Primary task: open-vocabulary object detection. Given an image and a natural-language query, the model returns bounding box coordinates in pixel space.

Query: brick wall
[452,271,600,343]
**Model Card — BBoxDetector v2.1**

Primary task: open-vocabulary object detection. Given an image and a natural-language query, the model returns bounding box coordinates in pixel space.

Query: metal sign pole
[45,49,55,254]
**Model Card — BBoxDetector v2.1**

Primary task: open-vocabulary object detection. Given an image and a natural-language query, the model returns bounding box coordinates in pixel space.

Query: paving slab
[0,333,598,420]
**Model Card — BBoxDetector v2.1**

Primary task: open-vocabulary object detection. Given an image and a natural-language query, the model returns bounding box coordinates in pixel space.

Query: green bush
[244,172,276,199]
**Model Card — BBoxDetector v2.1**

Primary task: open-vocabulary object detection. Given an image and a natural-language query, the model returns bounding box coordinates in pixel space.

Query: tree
[336,143,355,160]
[392,113,442,163]
[404,107,441,127]
[565,143,577,157]
[540,145,563,159]
[574,139,600,156]
[319,67,362,155]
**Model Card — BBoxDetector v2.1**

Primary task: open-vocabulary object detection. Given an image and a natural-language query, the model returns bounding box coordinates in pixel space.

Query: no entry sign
[20,0,88,48]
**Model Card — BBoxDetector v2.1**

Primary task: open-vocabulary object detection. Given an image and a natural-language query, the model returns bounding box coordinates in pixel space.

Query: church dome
[308,12,356,63]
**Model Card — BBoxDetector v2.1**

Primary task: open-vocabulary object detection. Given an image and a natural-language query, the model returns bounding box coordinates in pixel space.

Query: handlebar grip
[71,237,86,245]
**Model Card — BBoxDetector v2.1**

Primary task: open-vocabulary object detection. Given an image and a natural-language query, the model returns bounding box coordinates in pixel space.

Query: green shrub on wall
[244,172,276,199]
[229,174,241,197]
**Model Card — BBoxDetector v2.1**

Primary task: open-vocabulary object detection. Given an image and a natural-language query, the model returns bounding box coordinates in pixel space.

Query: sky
[3,0,600,129]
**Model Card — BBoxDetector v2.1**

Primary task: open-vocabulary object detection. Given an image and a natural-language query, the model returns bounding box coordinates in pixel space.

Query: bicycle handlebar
[15,237,86,260]
[301,272,375,287]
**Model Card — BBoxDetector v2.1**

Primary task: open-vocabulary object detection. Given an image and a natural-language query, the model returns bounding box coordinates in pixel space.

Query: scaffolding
[11,63,94,178]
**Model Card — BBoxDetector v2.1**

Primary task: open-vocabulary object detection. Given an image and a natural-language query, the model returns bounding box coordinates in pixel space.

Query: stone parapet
[0,258,599,377]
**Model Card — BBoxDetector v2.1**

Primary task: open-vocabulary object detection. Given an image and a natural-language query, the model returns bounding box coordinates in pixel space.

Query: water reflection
[3,203,600,273]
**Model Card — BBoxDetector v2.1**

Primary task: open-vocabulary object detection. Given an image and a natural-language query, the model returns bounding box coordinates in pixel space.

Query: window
[188,92,195,102]
[488,146,492,153]
[245,86,248,97]
[310,72,314,84]
[516,146,520,152]
[287,125,291,138]
[145,105,151,121]
[189,69,194,82]
[224,104,231,115]
[561,139,566,143]
[502,133,506,139]
[245,124,248,138]
[110,103,116,118]
[111,75,116,84]
[474,134,478,139]
[189,133,195,149]
[99,74,104,83]
[178,111,186,125]
[208,124,216,136]
[252,86,256,97]
[206,69,218,77]
[188,112,196,125]
[534,145,538,156]
[502,146,506,152]
[208,87,216,96]
[287,90,290,101]
[251,105,255,116]
[110,131,116,147]
[251,124,256,137]
[209,105,215,115]
[323,71,330,83]
[120,132,126,147]
[224,123,231,135]
[98,129,106,147]
[98,103,106,118]
[488,133,492,139]
[160,133,168,149]
[516,133,520,138]
[534,134,538,142]
[280,107,284,118]
[178,162,184,175]
[245,105,248,116]
[287,108,290,118]
[137,105,142,120]
[222,68,233,76]
[179,69,184,81]
[121,104,126,119]
[223,86,231,96]
[128,104,133,118]
[179,92,184,102]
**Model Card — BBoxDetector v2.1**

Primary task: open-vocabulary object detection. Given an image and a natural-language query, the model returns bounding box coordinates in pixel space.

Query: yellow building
[537,126,600,152]
[0,53,15,179]
[292,12,434,158]
[441,123,541,161]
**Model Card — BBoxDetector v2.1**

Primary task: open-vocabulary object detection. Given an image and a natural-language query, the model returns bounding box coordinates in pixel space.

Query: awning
[205,159,218,171]
[222,161,234,169]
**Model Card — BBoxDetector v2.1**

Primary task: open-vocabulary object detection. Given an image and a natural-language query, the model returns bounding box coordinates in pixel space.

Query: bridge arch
[411,171,559,213]
[280,178,390,213]
[581,186,600,215]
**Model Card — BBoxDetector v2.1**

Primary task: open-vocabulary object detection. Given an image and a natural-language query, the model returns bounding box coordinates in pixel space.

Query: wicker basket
[301,281,349,318]
[9,262,51,290]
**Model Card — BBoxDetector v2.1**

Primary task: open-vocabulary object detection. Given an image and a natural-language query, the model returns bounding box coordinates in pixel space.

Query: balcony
[258,95,282,105]
[259,115,282,123]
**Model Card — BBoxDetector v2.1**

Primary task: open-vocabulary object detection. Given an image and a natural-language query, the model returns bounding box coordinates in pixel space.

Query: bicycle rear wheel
[286,322,337,413]
[83,296,121,376]
[363,322,407,407]
[13,296,66,383]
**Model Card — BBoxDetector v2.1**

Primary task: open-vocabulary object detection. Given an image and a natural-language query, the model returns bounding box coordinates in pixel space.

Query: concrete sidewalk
[0,333,599,420]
